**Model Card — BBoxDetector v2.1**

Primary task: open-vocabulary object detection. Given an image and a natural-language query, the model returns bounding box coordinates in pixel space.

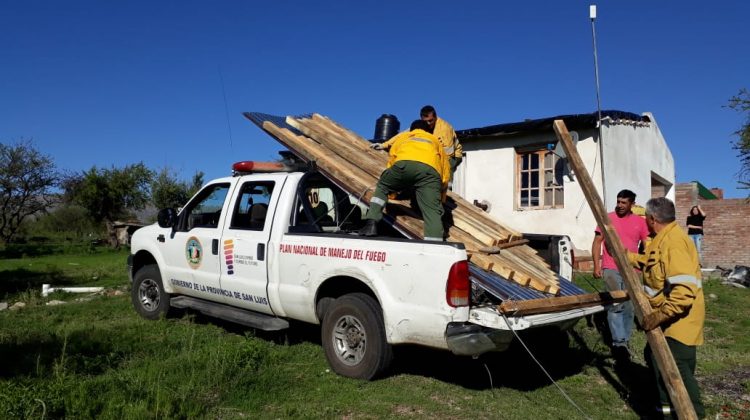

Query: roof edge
[457,110,649,140]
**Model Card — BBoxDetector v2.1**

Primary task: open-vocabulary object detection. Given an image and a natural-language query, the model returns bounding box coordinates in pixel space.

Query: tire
[131,264,171,320]
[321,293,393,380]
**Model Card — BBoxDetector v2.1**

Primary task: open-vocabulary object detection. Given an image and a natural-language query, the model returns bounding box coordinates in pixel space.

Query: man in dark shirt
[686,205,707,263]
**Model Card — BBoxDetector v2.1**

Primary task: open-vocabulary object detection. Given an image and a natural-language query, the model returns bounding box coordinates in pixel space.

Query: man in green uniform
[360,119,450,241]
[628,197,705,418]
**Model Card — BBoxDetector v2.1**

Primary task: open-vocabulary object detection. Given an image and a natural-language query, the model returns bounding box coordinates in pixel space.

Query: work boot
[358,220,377,237]
[612,345,631,366]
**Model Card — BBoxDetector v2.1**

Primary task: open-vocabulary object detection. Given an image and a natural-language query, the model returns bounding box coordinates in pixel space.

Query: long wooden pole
[498,290,628,316]
[553,120,696,420]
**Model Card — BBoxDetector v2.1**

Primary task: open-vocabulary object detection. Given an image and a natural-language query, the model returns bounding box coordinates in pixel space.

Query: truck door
[161,182,233,300]
[218,177,282,315]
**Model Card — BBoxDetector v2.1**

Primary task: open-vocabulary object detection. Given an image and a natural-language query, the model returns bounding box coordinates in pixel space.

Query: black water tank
[372,114,400,143]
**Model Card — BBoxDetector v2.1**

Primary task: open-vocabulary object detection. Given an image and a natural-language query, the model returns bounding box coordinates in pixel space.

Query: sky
[2,1,748,198]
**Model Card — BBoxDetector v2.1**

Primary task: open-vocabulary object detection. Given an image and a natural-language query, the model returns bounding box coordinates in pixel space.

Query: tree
[27,204,102,240]
[150,168,204,210]
[0,140,58,243]
[728,88,750,191]
[64,163,153,247]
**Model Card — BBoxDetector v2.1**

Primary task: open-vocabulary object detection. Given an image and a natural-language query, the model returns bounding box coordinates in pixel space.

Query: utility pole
[590,4,607,206]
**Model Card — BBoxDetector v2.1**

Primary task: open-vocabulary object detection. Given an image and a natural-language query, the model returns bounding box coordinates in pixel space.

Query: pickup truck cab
[128,162,599,379]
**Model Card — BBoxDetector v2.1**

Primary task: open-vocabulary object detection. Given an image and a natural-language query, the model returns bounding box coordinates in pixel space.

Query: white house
[453,110,675,252]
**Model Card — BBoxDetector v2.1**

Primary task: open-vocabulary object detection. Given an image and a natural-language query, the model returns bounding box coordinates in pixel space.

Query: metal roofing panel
[470,265,587,302]
[457,110,649,140]
[243,112,307,136]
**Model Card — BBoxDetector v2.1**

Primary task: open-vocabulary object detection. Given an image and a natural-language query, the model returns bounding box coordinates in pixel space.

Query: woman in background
[686,205,707,263]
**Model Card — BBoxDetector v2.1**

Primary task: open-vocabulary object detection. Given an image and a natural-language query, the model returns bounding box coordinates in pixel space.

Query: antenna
[590,4,607,204]
[218,65,234,148]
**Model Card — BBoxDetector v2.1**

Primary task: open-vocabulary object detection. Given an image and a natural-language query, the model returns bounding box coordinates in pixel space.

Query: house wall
[454,115,675,252]
[455,128,601,249]
[601,113,675,206]
[675,183,750,268]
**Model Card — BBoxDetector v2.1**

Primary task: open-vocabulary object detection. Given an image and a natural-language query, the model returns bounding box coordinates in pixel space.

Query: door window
[230,182,275,231]
[183,183,231,230]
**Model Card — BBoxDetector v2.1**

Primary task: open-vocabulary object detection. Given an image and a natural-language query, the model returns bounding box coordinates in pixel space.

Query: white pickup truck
[128,161,602,379]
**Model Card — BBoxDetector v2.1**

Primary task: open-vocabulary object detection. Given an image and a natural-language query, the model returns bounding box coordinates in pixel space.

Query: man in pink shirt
[591,189,650,363]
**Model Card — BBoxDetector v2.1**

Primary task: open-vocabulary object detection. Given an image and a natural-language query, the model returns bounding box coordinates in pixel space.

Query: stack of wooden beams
[250,113,560,295]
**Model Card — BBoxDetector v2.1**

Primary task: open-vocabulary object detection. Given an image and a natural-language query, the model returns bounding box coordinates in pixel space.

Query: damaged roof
[457,110,650,140]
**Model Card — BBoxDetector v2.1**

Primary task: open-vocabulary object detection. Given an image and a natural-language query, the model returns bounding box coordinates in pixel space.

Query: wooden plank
[287,117,386,179]
[261,124,380,206]
[293,117,521,242]
[306,115,559,289]
[464,240,532,255]
[306,114,557,283]
[446,225,559,294]
[290,118,507,246]
[305,115,554,273]
[553,120,697,420]
[498,290,628,316]
[446,223,548,291]
[256,115,561,294]
[307,114,523,242]
[450,217,500,247]
[496,239,530,249]
[256,120,372,203]
[448,190,522,238]
[262,122,438,246]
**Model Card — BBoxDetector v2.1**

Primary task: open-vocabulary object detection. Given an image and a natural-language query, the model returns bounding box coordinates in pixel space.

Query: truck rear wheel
[131,264,171,320]
[321,293,393,380]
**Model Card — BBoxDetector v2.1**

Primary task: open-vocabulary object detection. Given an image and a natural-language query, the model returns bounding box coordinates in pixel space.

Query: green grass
[1,252,749,418]
[0,248,128,299]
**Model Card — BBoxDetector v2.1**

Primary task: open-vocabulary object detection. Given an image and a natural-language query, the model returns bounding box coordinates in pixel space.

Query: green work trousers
[645,337,705,418]
[364,160,444,240]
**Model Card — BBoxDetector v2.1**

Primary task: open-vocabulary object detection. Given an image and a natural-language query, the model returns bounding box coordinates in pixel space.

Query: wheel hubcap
[138,279,160,311]
[332,315,367,366]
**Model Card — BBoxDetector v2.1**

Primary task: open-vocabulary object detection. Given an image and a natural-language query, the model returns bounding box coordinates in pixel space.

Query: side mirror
[157,208,178,228]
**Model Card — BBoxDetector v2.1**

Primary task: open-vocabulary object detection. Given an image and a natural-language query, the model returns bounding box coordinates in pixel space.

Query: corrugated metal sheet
[243,112,306,135]
[457,110,648,140]
[471,265,587,302]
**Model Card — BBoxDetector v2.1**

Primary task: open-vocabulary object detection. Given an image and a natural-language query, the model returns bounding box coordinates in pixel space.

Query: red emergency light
[232,161,287,175]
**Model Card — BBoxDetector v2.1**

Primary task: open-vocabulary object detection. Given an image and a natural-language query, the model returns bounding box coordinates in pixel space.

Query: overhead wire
[218,65,234,149]
[500,312,593,420]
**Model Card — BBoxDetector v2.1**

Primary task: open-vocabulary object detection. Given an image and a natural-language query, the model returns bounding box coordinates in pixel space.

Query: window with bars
[516,149,564,209]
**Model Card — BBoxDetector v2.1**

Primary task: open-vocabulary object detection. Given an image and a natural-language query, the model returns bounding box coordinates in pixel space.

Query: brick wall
[675,183,750,268]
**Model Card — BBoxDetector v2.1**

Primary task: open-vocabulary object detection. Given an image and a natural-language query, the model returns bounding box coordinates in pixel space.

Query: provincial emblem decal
[185,236,203,269]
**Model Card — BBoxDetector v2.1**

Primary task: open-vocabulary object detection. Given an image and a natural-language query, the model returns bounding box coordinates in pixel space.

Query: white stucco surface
[454,114,675,251]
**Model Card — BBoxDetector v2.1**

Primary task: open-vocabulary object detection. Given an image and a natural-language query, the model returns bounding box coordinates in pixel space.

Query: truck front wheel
[131,264,171,320]
[321,293,393,380]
